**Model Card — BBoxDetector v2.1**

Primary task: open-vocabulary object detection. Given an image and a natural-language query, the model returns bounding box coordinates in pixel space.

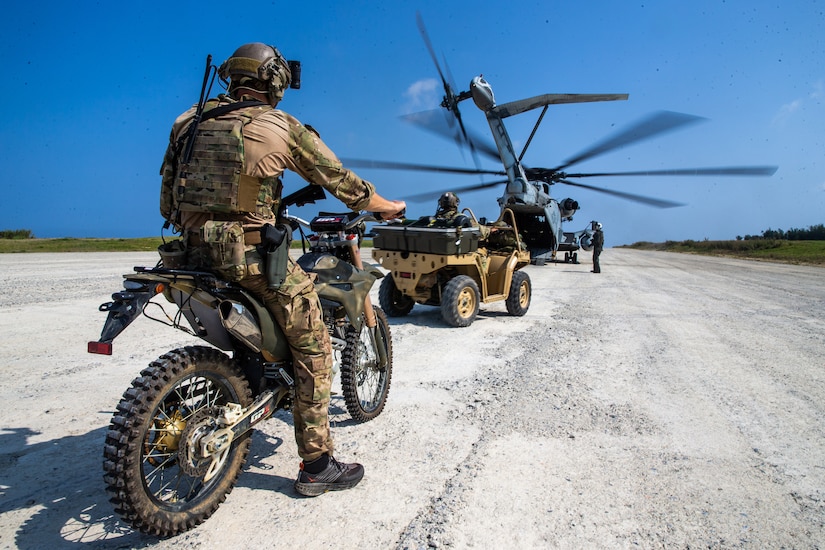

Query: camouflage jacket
[160,96,375,232]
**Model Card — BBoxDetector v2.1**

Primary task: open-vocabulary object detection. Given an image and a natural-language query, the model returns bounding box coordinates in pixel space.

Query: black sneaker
[294,456,365,497]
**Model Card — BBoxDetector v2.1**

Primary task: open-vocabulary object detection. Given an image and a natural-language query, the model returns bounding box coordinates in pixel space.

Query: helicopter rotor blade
[416,11,482,169]
[564,166,779,178]
[400,110,501,162]
[559,179,685,209]
[555,111,706,171]
[342,158,507,177]
[406,179,511,202]
[442,57,482,169]
[416,12,450,98]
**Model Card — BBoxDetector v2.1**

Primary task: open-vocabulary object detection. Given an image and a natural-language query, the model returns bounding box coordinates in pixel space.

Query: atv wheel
[378,275,414,317]
[103,346,252,537]
[506,270,531,316]
[341,306,393,422]
[441,275,480,327]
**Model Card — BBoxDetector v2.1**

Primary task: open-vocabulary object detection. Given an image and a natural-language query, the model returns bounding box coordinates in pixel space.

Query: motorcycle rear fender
[88,280,163,354]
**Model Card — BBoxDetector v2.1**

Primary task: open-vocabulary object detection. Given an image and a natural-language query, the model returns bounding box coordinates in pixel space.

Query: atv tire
[505,270,531,316]
[441,275,480,327]
[378,275,414,317]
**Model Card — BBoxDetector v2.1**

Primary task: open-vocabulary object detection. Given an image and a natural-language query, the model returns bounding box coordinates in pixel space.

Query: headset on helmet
[218,43,301,105]
[438,192,460,212]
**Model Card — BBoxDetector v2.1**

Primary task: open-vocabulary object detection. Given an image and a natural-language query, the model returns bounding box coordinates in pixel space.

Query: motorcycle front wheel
[103,345,252,537]
[341,306,393,422]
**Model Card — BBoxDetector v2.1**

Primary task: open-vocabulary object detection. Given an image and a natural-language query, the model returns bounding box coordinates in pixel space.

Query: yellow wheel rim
[519,281,530,308]
[457,287,476,318]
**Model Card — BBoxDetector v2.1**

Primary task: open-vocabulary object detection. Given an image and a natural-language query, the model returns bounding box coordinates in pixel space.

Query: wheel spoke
[340,308,392,421]
[142,375,232,503]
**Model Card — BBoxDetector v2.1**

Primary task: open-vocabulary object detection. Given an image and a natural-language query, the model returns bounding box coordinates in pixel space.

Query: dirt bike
[88,184,392,536]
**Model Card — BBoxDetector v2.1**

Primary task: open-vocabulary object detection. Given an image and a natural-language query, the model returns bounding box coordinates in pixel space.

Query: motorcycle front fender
[298,252,382,332]
[315,275,377,333]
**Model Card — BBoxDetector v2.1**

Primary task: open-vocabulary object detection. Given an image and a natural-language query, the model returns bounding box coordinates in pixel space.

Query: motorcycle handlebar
[284,211,396,232]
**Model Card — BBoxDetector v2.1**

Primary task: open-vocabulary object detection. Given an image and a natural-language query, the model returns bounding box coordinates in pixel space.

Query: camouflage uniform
[160,96,375,461]
[438,209,460,223]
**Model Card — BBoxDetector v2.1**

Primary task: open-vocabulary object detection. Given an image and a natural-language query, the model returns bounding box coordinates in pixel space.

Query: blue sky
[2,0,823,246]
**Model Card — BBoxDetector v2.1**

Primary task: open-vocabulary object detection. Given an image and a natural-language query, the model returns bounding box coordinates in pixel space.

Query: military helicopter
[345,14,778,264]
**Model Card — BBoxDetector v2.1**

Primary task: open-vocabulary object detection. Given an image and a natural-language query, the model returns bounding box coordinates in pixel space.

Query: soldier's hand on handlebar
[372,200,406,221]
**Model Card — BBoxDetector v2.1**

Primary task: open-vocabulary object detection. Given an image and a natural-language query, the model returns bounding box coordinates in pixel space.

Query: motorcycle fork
[344,240,388,368]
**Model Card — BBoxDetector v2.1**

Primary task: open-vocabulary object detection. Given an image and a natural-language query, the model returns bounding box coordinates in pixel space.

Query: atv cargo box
[372,225,481,255]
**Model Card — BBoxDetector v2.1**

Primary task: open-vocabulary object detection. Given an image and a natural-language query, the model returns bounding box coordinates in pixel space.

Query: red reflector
[400,272,412,278]
[346,234,357,241]
[88,341,113,355]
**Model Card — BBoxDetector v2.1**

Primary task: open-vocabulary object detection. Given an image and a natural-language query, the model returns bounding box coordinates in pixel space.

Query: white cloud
[773,81,824,126]
[403,78,439,112]
[772,99,802,125]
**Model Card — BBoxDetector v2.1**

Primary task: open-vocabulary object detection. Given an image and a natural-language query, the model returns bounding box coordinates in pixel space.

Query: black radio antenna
[181,55,217,165]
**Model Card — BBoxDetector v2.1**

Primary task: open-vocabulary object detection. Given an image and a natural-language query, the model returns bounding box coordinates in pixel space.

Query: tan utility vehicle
[372,208,532,327]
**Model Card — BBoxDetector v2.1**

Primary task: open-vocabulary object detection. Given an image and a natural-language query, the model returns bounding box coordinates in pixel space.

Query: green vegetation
[0,236,359,253]
[2,222,820,266]
[621,223,825,266]
[738,223,825,241]
[0,229,35,239]
[622,239,825,266]
[0,237,165,253]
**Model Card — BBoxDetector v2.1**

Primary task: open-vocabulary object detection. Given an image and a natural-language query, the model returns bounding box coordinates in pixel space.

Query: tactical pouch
[157,239,187,269]
[258,223,292,289]
[201,221,247,281]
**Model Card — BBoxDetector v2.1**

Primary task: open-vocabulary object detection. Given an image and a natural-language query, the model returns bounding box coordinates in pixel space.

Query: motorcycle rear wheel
[103,345,252,537]
[341,306,393,422]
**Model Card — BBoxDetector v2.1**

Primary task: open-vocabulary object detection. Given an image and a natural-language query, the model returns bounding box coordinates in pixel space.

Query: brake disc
[177,407,222,477]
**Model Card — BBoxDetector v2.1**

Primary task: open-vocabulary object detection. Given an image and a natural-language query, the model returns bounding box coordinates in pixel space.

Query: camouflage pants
[240,255,334,462]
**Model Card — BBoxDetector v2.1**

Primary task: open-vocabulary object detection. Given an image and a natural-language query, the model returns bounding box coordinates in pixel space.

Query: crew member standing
[592,222,604,273]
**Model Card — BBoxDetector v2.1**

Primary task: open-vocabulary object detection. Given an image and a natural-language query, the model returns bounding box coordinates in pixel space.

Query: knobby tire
[340,306,393,422]
[102,345,252,537]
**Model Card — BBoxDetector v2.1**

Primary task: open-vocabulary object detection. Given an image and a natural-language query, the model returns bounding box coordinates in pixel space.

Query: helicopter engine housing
[580,233,593,252]
[471,76,495,111]
[559,198,579,220]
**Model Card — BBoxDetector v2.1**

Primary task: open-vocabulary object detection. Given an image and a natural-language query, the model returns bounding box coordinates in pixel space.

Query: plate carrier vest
[169,102,280,220]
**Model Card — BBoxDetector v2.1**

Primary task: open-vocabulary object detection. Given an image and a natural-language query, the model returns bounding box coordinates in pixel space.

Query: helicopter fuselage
[475,77,579,262]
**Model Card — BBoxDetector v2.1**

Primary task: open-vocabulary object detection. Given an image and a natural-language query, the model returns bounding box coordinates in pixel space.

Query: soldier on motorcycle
[159,42,405,496]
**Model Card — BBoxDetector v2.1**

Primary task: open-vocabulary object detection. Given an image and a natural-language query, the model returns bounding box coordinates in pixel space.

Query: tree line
[738,224,825,241]
[0,229,34,239]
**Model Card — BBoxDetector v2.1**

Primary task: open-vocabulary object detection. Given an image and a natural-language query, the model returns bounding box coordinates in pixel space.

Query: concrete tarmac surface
[1,249,823,549]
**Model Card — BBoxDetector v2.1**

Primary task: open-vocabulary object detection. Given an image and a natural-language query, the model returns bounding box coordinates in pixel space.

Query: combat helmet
[437,192,460,214]
[219,43,292,105]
